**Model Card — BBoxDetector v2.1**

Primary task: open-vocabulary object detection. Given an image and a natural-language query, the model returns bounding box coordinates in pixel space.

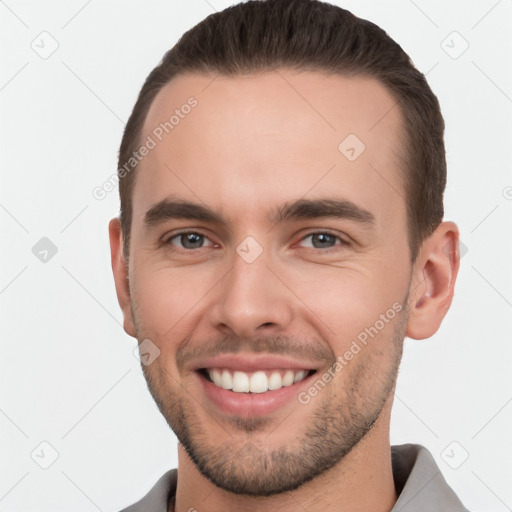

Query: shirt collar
[390,444,469,511]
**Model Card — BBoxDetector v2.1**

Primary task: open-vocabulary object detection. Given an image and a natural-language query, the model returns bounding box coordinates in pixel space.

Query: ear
[405,221,460,340]
[109,217,137,338]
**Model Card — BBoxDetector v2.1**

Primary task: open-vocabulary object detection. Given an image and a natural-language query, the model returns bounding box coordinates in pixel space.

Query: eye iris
[181,233,203,249]
[312,233,336,248]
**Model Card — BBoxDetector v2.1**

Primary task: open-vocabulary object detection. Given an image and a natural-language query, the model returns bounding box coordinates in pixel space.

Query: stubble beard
[134,302,408,496]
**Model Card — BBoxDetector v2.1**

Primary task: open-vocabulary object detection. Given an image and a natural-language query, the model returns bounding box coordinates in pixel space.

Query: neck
[172,400,397,512]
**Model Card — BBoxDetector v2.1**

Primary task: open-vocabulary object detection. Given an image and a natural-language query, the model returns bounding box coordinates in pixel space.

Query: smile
[203,368,312,393]
[191,354,322,417]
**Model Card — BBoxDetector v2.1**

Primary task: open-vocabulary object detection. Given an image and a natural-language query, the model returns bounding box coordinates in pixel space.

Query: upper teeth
[207,369,308,393]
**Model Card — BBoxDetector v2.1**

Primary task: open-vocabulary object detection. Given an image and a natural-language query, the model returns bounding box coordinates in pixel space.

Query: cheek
[130,265,216,345]
[284,264,405,352]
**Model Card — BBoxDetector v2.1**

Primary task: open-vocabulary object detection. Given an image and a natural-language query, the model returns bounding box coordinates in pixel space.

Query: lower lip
[197,372,314,418]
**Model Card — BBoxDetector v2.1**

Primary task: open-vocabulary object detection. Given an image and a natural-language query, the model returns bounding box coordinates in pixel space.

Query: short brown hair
[117,0,446,262]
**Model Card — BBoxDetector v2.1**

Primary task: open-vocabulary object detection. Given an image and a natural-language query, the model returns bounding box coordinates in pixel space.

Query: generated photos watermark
[92,96,198,201]
[298,301,403,405]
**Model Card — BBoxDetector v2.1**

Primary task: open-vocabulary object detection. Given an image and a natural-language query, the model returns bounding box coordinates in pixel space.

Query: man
[109,0,468,510]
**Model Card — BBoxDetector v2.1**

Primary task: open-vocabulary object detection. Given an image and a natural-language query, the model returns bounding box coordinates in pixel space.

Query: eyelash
[163,231,217,253]
[163,230,349,253]
[297,231,349,251]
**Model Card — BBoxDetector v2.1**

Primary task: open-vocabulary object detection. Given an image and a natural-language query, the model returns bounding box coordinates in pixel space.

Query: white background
[1,0,511,510]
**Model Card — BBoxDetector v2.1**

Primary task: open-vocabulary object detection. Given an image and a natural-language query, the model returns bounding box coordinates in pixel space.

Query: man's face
[122,70,413,495]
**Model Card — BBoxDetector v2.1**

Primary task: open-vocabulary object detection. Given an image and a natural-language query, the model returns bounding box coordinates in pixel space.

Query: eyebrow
[269,198,375,226]
[144,199,223,228]
[143,197,375,230]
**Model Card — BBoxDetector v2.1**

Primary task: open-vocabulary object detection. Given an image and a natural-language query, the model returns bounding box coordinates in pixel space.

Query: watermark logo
[133,338,160,366]
[338,134,366,162]
[31,31,59,60]
[236,236,263,264]
[442,239,468,262]
[441,31,469,60]
[441,441,469,469]
[31,441,59,469]
[32,237,58,263]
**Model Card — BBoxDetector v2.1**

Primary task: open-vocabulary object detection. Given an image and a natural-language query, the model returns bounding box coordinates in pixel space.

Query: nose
[207,251,294,338]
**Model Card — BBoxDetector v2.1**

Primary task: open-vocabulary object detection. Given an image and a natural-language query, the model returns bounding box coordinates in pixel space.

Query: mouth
[190,355,321,418]
[199,367,315,393]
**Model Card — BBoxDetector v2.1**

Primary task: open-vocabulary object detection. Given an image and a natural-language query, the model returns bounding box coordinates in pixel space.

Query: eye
[166,232,215,250]
[298,232,346,249]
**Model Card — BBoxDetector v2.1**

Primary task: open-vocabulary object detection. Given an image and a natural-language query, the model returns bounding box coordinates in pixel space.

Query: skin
[109,69,460,512]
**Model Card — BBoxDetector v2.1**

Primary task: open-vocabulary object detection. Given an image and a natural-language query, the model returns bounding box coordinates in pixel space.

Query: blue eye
[164,231,346,253]
[299,233,345,249]
[167,232,213,250]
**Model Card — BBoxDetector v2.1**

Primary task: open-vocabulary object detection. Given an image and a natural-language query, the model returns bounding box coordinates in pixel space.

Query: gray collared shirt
[120,443,469,511]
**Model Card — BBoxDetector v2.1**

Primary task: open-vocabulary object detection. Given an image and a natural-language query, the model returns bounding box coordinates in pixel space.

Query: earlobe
[405,222,460,340]
[108,217,137,338]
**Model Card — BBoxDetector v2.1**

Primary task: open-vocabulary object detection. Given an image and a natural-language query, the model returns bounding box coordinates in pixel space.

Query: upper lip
[190,354,321,373]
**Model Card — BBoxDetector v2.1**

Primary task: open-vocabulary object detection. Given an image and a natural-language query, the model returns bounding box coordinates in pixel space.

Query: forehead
[134,70,406,229]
